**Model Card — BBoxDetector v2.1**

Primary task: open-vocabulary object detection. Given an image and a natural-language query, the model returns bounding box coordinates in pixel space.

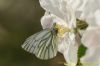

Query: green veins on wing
[22,27,58,60]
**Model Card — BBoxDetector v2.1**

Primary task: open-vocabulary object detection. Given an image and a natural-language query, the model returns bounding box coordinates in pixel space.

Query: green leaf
[77,44,87,66]
[78,44,87,58]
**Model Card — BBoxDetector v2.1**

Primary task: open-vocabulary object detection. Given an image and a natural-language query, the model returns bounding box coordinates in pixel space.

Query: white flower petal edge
[81,27,100,48]
[41,12,53,29]
[67,0,100,65]
[81,27,100,66]
[39,0,78,65]
[81,48,100,66]
[39,0,76,28]
[64,42,78,66]
[67,0,100,26]
[58,33,78,66]
[41,12,68,29]
[67,0,87,18]
[80,0,100,26]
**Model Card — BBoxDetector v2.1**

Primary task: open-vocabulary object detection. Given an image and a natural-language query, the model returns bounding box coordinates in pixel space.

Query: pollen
[54,23,71,37]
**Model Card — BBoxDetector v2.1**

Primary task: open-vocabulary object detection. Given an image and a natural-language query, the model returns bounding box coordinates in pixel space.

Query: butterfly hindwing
[22,29,58,60]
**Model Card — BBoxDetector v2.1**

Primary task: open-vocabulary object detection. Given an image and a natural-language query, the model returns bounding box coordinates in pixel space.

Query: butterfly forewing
[22,29,58,60]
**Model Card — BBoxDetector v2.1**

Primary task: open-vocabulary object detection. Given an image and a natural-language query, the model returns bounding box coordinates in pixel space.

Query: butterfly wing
[22,29,58,60]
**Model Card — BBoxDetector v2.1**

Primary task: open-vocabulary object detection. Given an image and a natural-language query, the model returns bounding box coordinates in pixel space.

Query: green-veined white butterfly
[21,19,88,60]
[22,23,60,60]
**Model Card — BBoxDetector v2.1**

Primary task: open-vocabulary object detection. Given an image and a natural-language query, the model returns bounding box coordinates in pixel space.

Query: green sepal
[76,19,88,30]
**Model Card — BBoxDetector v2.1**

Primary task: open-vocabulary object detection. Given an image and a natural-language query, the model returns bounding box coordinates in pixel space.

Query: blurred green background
[0,0,65,66]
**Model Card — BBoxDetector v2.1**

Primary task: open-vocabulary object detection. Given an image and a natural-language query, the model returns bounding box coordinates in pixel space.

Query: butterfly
[21,19,88,60]
[22,23,60,60]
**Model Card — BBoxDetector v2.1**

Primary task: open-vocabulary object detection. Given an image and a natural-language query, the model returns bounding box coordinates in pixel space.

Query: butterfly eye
[51,23,58,34]
[51,28,58,35]
[54,28,58,34]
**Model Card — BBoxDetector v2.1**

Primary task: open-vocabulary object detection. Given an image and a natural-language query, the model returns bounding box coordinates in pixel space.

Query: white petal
[59,0,76,28]
[39,0,64,20]
[67,0,87,18]
[67,0,100,26]
[41,12,53,29]
[58,33,78,66]
[95,10,100,26]
[64,42,78,66]
[67,0,87,11]
[81,48,100,66]
[58,33,69,54]
[82,27,100,48]
[79,0,100,26]
[39,0,76,28]
[41,12,69,29]
[81,27,100,66]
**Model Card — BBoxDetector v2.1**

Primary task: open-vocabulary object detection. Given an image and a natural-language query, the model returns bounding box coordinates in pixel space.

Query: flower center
[54,23,73,37]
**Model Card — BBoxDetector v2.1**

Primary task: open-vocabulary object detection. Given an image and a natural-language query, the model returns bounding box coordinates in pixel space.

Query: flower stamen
[54,23,73,37]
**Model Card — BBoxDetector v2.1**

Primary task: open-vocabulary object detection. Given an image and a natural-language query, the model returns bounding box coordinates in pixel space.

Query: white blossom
[39,0,79,66]
[67,0,100,66]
